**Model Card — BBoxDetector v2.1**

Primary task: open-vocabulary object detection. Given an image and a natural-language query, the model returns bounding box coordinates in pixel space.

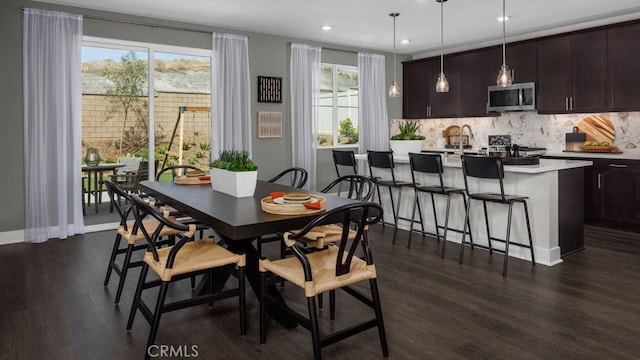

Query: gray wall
[0,0,407,232]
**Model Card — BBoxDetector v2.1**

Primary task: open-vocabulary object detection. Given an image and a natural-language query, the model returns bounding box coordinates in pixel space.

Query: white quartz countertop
[419,147,640,160]
[543,152,640,160]
[355,153,592,174]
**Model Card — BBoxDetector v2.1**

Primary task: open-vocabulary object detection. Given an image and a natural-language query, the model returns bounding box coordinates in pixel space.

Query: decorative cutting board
[577,116,615,144]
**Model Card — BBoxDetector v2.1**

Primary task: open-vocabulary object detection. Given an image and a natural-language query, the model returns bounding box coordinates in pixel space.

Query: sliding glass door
[81,38,211,227]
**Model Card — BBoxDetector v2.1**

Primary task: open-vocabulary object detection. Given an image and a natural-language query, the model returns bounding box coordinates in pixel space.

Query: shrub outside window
[317,64,359,148]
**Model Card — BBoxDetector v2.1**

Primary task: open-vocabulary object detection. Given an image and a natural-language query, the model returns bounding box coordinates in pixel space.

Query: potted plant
[209,150,258,197]
[389,120,426,155]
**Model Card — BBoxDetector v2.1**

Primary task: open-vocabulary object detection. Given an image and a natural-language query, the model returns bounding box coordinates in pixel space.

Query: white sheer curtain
[290,43,321,191]
[212,33,252,159]
[23,8,83,243]
[357,53,390,173]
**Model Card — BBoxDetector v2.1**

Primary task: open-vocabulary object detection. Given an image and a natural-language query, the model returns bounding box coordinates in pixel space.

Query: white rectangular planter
[210,168,258,197]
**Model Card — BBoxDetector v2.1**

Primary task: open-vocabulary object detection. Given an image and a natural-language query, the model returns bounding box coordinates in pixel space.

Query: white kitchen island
[355,154,592,266]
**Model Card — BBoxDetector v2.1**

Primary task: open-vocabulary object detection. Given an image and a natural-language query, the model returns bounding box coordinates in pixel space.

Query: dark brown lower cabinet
[545,156,640,231]
[585,158,640,229]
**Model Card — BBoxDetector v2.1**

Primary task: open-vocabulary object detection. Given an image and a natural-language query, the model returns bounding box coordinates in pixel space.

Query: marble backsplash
[391,111,640,154]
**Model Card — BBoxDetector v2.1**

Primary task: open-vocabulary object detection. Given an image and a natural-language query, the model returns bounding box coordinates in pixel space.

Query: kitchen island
[356,154,592,266]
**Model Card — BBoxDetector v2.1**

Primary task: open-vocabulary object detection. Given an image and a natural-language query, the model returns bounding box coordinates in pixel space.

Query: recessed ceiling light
[321,25,332,31]
[401,39,411,44]
[498,16,510,22]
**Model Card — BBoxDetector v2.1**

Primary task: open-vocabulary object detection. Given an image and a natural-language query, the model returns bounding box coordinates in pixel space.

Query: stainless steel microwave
[487,82,536,112]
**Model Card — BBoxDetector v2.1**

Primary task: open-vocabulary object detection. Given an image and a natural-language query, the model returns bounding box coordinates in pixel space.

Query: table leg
[94,170,99,213]
[196,237,297,329]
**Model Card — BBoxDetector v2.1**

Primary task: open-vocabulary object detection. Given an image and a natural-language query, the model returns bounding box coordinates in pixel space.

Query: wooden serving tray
[580,145,621,153]
[174,176,211,185]
[261,194,326,215]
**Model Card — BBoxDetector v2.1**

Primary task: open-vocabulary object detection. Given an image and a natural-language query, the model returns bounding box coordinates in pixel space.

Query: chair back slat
[129,194,191,264]
[332,150,357,177]
[104,180,134,231]
[409,153,446,191]
[286,202,383,280]
[269,167,309,188]
[461,155,506,200]
[367,150,394,169]
[321,175,374,201]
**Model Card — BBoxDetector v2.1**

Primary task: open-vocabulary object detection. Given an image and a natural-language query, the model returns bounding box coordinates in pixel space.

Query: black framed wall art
[257,76,282,103]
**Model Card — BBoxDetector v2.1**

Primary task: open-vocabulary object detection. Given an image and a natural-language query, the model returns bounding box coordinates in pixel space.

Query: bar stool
[407,153,472,254]
[332,149,357,177]
[367,150,418,243]
[459,155,535,276]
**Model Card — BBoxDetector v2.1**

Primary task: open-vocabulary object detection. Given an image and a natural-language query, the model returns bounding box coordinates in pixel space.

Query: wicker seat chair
[259,202,388,360]
[126,194,246,360]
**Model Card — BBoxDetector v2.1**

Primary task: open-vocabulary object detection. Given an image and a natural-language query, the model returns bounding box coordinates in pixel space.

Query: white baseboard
[0,229,25,245]
[0,222,118,246]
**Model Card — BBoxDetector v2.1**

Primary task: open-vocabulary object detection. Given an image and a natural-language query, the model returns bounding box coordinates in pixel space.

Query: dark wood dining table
[139,180,356,327]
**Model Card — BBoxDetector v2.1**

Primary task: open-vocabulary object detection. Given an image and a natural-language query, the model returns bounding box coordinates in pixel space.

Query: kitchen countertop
[544,151,640,160]
[421,147,640,160]
[355,153,592,174]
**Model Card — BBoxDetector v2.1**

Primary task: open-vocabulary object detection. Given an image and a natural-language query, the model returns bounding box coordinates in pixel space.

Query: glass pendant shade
[389,12,400,98]
[435,72,449,93]
[435,0,449,93]
[496,0,512,87]
[389,81,401,97]
[496,64,512,87]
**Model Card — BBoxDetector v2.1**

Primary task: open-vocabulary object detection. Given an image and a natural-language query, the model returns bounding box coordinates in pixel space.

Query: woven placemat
[174,176,211,185]
[261,194,326,215]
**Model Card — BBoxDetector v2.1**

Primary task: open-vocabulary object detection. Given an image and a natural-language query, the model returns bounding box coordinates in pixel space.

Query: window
[81,37,211,175]
[317,64,359,148]
[81,37,211,224]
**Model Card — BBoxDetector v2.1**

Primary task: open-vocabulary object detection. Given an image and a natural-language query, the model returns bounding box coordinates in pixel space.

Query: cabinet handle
[609,164,628,168]
[510,69,515,82]
[565,97,569,111]
[570,97,574,111]
[597,173,602,189]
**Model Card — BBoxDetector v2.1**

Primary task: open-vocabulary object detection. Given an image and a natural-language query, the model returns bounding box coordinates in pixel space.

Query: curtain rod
[21,7,213,35]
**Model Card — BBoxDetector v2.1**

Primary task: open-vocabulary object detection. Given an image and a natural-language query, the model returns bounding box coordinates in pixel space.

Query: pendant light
[435,0,449,93]
[496,0,512,87]
[388,12,401,97]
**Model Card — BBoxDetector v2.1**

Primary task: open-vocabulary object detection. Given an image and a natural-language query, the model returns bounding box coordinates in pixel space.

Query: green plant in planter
[390,120,426,140]
[210,150,258,171]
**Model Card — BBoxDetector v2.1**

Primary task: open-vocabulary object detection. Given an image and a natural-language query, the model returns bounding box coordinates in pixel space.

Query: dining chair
[459,155,535,276]
[268,167,308,188]
[367,150,416,244]
[407,152,472,254]
[111,160,150,194]
[259,202,388,360]
[126,194,246,360]
[103,180,182,304]
[332,149,357,177]
[258,167,310,256]
[156,164,209,240]
[293,175,375,310]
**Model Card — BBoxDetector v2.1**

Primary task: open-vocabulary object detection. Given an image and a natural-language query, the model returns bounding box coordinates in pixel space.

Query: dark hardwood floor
[1,224,639,359]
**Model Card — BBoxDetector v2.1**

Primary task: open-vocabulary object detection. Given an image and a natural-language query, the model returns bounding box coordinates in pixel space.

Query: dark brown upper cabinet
[458,48,495,117]
[402,59,430,119]
[608,21,640,111]
[489,41,538,84]
[402,56,459,119]
[429,55,460,118]
[537,30,608,114]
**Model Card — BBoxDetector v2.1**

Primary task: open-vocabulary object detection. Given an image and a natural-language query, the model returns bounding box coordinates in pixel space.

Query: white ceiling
[36,0,640,56]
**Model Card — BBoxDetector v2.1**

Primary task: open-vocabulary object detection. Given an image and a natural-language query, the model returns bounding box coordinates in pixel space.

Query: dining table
[139,179,357,328]
[82,163,125,213]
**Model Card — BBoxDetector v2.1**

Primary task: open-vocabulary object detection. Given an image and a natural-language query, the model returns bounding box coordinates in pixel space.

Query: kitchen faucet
[457,124,474,155]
